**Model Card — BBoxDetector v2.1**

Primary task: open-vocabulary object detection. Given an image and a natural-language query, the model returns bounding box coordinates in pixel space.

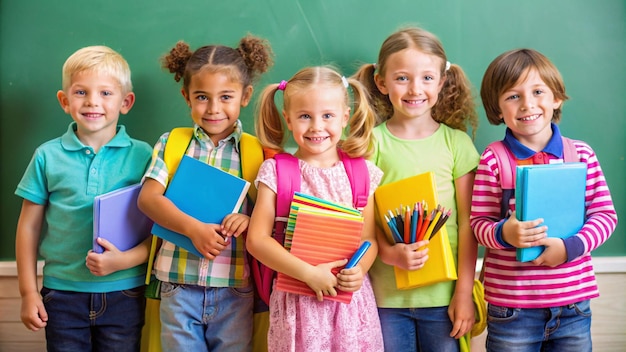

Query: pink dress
[256,157,384,352]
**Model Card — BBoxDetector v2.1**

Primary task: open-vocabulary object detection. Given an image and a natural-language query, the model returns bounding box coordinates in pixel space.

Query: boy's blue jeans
[486,300,592,352]
[159,282,254,351]
[41,286,146,352]
[377,306,459,352]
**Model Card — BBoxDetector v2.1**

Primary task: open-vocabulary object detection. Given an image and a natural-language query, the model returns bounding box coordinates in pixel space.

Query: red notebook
[275,206,363,304]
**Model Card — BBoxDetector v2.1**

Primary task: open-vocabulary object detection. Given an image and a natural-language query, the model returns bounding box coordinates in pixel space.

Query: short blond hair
[61,46,132,93]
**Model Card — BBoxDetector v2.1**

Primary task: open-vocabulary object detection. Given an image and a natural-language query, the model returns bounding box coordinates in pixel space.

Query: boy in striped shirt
[470,48,617,352]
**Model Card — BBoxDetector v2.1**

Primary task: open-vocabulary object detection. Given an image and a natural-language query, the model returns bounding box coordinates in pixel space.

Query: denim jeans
[41,286,146,352]
[160,282,254,351]
[485,300,592,352]
[377,306,459,352]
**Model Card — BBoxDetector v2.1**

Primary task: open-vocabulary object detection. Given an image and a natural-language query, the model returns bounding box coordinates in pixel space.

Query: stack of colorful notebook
[275,192,364,304]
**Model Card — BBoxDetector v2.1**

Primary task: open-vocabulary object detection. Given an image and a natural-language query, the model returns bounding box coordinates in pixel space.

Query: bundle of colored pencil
[383,202,451,244]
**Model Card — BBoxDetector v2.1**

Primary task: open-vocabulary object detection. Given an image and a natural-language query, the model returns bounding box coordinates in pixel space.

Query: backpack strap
[487,140,516,190]
[164,127,194,180]
[251,152,299,307]
[562,137,579,162]
[273,153,301,246]
[338,149,369,210]
[240,132,264,203]
[488,137,579,190]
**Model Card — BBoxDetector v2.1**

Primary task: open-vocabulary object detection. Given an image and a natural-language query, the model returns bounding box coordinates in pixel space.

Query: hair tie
[445,61,451,71]
[277,80,288,91]
[341,76,349,88]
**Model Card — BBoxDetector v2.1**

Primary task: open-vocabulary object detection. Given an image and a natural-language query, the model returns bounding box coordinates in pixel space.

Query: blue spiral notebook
[515,162,587,262]
[93,183,153,253]
[150,155,250,257]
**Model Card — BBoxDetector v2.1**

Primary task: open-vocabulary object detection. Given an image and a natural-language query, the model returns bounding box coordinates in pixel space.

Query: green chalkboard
[1,0,624,259]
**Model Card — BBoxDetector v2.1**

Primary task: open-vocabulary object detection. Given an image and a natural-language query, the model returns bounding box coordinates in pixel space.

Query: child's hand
[188,223,229,260]
[20,291,48,331]
[390,241,429,271]
[337,264,364,292]
[532,237,567,267]
[304,259,347,301]
[502,211,547,248]
[221,213,250,238]
[447,291,475,339]
[86,238,125,276]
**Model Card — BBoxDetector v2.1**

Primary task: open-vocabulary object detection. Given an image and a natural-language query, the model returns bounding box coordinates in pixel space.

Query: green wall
[1,0,624,259]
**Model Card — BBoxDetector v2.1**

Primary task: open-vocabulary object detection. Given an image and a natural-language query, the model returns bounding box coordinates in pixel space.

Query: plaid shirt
[144,121,249,287]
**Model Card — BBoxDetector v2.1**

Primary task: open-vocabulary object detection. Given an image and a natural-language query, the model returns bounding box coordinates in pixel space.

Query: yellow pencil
[423,209,442,241]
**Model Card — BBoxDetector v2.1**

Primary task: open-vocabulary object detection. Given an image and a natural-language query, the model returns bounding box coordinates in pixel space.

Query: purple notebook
[93,183,153,253]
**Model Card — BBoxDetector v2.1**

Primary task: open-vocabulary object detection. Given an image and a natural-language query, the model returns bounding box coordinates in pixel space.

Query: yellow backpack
[141,127,269,352]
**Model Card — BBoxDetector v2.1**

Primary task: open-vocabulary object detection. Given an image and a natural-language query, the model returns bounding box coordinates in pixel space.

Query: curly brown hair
[162,34,273,93]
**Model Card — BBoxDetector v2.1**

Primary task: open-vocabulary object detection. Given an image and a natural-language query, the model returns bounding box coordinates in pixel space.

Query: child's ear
[56,90,70,114]
[120,92,136,115]
[374,73,388,95]
[553,98,563,111]
[282,110,293,131]
[438,75,447,91]
[342,107,351,128]
[181,88,191,107]
[241,85,254,107]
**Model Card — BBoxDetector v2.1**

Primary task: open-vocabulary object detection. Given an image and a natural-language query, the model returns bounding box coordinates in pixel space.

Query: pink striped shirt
[470,138,617,308]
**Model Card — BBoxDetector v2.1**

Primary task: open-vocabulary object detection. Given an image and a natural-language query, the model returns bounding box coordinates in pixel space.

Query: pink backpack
[486,138,579,218]
[250,150,370,306]
[487,137,579,189]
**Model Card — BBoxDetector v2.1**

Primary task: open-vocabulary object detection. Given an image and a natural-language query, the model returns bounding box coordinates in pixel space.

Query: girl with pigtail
[247,66,384,351]
[353,26,480,351]
[138,34,273,351]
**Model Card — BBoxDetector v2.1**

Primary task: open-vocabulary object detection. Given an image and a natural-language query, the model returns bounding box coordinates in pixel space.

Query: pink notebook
[275,207,363,304]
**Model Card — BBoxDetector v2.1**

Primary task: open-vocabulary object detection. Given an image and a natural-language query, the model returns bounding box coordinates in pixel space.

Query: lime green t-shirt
[369,122,479,308]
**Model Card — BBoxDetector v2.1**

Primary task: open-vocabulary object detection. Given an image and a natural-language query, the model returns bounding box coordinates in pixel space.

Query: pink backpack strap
[489,137,579,190]
[251,153,300,307]
[273,153,300,247]
[338,149,369,210]
[487,141,517,189]
[562,137,579,162]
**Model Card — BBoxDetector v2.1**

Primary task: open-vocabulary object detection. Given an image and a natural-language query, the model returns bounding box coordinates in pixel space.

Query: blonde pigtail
[255,83,286,151]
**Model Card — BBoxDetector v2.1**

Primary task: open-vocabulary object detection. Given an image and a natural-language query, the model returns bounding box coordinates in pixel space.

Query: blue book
[515,162,587,262]
[151,155,250,257]
[93,183,153,253]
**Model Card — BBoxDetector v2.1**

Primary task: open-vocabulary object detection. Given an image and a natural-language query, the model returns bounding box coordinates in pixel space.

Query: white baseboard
[0,261,44,276]
[1,257,625,276]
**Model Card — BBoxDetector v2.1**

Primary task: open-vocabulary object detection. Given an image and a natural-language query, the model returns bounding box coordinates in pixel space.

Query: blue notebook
[515,162,587,262]
[93,183,153,253]
[151,155,250,257]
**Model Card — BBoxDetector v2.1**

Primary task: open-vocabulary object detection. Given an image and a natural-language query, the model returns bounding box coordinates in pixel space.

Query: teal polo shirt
[15,122,152,292]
